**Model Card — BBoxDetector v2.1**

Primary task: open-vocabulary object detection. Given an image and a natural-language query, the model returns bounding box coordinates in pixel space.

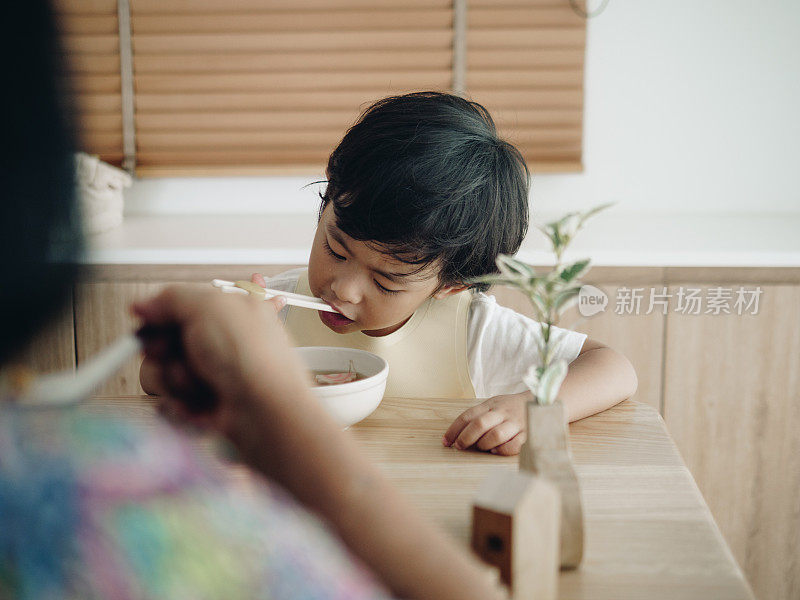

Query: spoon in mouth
[211,279,338,313]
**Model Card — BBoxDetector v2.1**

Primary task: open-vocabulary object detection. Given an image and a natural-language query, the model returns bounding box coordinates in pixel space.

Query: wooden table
[349,397,755,600]
[86,396,754,599]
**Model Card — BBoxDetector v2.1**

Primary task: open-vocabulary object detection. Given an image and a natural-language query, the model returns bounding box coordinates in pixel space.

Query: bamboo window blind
[55,0,586,176]
[58,0,124,166]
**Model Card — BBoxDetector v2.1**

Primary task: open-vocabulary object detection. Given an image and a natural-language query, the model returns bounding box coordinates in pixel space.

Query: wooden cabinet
[14,299,75,374]
[484,271,800,600]
[663,284,800,600]
[75,281,184,395]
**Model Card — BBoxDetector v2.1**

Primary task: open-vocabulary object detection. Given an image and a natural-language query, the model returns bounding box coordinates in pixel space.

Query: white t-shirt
[266,269,587,399]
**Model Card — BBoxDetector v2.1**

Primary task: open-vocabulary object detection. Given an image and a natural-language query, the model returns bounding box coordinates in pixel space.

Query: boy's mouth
[319,309,355,330]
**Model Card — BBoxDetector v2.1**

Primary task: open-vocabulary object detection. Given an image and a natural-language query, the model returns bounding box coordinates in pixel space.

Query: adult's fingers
[251,272,267,287]
[162,359,218,413]
[140,356,168,396]
[131,285,207,326]
[475,421,521,451]
[453,410,505,450]
[146,352,218,412]
[491,432,526,456]
[442,403,491,446]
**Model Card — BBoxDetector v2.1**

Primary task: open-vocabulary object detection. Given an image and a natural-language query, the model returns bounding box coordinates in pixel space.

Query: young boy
[142,92,637,456]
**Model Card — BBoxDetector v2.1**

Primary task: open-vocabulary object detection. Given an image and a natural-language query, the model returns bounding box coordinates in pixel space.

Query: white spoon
[211,278,338,313]
[17,333,142,407]
[16,325,215,409]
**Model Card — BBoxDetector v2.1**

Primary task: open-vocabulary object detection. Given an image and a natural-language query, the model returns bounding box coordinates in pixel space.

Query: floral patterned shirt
[0,402,391,600]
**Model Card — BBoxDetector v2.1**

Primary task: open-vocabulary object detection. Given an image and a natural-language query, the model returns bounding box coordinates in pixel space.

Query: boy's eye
[374,279,401,295]
[324,240,346,261]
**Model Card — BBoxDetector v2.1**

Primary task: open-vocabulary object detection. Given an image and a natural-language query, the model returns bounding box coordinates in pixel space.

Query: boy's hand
[442,393,530,456]
[251,272,267,287]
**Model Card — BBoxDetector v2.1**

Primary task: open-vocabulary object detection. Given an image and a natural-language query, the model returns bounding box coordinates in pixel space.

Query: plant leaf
[576,202,614,230]
[553,285,582,315]
[496,254,536,279]
[536,359,568,405]
[539,203,614,256]
[544,334,569,363]
[496,203,611,406]
[538,221,563,251]
[522,364,541,397]
[558,212,582,243]
[559,259,591,283]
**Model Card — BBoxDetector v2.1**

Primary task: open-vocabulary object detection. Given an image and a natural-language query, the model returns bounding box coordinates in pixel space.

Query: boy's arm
[443,338,638,455]
[550,337,638,422]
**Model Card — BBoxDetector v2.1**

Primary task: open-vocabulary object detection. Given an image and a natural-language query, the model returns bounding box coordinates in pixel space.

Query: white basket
[74,152,133,235]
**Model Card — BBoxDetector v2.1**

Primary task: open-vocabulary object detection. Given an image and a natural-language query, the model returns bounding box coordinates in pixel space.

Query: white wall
[125,0,800,216]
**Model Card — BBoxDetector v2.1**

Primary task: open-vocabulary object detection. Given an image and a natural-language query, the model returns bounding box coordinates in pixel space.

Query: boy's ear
[432,284,468,300]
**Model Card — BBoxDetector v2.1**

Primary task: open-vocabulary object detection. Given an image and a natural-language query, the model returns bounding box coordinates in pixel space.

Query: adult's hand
[133,286,309,442]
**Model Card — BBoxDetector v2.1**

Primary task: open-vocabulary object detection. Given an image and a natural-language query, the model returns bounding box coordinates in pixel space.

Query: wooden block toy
[472,470,560,600]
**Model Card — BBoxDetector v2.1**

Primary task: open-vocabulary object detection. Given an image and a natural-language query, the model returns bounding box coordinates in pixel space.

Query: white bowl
[296,346,389,427]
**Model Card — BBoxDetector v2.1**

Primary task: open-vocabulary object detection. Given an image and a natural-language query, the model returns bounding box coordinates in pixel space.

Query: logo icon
[578,285,608,317]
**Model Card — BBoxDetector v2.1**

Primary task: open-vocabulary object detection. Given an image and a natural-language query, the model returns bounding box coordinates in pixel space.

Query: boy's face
[308,206,464,337]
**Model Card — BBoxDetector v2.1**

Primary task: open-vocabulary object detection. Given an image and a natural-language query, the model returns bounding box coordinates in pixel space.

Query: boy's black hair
[320,91,529,293]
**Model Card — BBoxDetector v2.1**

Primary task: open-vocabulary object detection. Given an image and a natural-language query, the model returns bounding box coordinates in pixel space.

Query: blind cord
[452,0,468,96]
[117,0,136,175]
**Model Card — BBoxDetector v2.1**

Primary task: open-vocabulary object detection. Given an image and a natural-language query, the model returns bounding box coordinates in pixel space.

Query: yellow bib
[284,270,476,398]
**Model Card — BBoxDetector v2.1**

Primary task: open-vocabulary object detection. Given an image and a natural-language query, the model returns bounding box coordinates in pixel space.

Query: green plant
[470,203,612,405]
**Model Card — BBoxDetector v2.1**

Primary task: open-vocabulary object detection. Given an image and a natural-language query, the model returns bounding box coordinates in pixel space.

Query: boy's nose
[330,271,363,305]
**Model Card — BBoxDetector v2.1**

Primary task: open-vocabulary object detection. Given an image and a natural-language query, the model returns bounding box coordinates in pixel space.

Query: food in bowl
[312,360,362,386]
[313,370,361,385]
[295,347,389,427]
